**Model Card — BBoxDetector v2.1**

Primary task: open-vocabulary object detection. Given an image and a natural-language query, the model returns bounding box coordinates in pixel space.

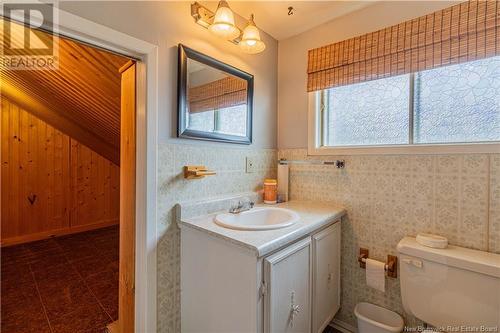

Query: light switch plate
[246,157,256,173]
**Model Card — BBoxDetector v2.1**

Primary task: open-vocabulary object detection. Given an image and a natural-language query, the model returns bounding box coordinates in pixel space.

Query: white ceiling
[202,1,375,40]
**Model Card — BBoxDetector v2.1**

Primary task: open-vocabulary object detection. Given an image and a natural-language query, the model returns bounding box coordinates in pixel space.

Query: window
[314,56,500,153]
[324,75,410,146]
[414,58,500,144]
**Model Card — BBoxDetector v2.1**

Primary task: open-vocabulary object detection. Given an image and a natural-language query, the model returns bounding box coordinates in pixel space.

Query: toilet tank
[397,237,500,330]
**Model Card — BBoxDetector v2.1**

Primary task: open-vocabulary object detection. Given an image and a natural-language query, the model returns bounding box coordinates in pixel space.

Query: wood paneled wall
[70,139,120,227]
[1,98,120,246]
[1,98,71,241]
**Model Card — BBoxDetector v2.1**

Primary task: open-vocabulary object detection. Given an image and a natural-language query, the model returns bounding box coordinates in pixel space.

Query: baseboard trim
[330,318,357,333]
[1,219,119,247]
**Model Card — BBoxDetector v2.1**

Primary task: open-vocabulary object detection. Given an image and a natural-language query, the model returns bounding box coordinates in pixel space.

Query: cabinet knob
[289,291,300,327]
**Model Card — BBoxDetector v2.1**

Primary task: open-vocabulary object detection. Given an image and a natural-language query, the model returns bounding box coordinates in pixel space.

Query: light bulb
[208,1,240,40]
[239,14,266,54]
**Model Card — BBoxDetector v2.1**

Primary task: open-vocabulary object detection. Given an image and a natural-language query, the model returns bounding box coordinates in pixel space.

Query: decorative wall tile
[350,219,372,249]
[489,211,500,254]
[461,176,489,207]
[490,174,500,205]
[391,199,411,225]
[391,155,410,173]
[436,155,461,174]
[491,155,500,170]
[434,175,460,203]
[458,207,488,250]
[434,202,459,236]
[407,201,434,235]
[410,175,434,202]
[409,155,435,174]
[279,149,499,328]
[390,174,411,200]
[489,155,500,254]
[371,199,394,224]
[373,173,393,197]
[372,156,393,172]
[461,155,489,175]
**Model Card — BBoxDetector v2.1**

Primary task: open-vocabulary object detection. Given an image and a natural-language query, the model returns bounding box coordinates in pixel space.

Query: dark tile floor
[1,226,119,333]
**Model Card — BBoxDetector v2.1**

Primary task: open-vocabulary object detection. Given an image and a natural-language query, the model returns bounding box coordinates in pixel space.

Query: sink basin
[215,207,299,231]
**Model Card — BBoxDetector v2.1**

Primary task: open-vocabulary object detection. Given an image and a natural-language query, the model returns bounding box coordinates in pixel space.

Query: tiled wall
[278,149,500,327]
[156,143,277,332]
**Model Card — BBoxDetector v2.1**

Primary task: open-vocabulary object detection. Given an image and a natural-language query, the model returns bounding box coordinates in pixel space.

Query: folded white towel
[366,258,385,292]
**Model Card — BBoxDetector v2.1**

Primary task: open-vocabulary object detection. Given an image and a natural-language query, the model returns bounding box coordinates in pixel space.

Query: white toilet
[355,237,500,333]
[397,236,500,330]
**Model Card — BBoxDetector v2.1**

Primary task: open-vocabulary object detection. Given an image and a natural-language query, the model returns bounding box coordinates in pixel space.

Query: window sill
[307,142,500,156]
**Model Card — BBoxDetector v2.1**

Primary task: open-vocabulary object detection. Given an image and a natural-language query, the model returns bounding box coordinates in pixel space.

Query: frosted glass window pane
[189,110,214,132]
[414,57,500,143]
[326,75,410,146]
[216,105,247,136]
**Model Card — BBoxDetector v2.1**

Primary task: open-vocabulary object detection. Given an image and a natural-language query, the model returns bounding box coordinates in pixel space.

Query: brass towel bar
[184,166,216,179]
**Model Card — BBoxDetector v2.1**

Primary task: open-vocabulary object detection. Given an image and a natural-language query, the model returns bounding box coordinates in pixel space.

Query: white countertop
[178,201,346,257]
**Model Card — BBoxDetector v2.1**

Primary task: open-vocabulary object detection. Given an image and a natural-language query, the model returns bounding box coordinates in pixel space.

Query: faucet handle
[240,198,254,208]
[229,200,240,212]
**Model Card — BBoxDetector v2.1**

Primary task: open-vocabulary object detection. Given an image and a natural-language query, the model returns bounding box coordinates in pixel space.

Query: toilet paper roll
[366,258,385,292]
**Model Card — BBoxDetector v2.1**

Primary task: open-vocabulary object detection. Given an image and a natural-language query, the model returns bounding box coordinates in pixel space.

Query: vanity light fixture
[208,0,240,40]
[239,14,266,54]
[191,1,266,54]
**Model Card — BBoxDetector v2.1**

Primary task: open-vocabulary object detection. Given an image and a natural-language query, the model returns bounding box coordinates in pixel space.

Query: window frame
[308,70,500,156]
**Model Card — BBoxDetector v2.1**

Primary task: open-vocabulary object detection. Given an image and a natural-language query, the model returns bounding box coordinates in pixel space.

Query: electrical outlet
[246,157,256,173]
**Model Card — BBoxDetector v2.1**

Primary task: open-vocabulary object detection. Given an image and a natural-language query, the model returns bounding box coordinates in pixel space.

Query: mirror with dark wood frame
[177,44,253,144]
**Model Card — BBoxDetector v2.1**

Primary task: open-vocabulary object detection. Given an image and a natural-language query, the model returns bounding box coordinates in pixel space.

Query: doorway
[1,18,137,333]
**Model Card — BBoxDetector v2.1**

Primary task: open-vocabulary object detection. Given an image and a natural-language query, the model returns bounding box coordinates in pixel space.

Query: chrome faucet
[229,200,255,214]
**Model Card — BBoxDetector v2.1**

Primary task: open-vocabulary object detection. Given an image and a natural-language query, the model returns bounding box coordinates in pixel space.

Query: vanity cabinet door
[264,238,311,333]
[311,221,341,333]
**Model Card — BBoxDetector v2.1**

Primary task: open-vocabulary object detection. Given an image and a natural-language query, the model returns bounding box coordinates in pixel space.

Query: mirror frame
[177,44,254,144]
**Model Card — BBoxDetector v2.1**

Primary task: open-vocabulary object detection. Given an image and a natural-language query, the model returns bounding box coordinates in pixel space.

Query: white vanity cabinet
[264,238,312,333]
[311,223,341,333]
[180,216,342,333]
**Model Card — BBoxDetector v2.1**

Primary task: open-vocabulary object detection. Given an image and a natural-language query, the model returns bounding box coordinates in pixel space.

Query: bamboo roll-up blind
[307,0,500,92]
[189,76,247,113]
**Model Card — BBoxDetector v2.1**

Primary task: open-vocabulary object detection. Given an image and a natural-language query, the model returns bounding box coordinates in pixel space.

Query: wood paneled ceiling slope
[1,18,129,165]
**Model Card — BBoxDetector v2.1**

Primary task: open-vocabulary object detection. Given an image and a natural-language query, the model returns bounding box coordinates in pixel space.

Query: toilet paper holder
[357,248,398,278]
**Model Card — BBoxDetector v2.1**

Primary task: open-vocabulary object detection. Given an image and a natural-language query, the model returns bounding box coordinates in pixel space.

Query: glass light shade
[239,15,266,54]
[208,1,240,40]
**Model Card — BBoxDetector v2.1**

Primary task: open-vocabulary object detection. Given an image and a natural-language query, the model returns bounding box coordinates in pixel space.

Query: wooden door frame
[3,5,160,332]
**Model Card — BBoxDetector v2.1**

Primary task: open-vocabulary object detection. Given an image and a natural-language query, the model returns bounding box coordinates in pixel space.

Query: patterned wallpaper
[278,149,500,327]
[156,143,277,332]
